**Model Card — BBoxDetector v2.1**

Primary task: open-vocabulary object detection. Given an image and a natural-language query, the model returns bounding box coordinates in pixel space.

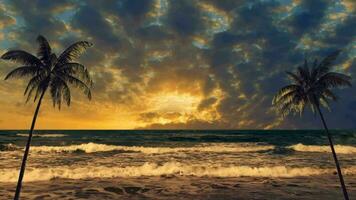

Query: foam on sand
[1,162,356,182]
[289,143,356,154]
[26,142,275,154]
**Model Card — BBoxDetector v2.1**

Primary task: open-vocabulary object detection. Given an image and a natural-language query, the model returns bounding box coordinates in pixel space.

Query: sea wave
[1,162,356,182]
[0,143,18,151]
[25,142,274,154]
[288,143,356,154]
[16,133,67,138]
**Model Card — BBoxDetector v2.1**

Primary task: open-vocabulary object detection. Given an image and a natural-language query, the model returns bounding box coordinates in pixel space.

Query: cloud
[165,0,205,37]
[71,4,122,50]
[138,111,182,123]
[6,0,72,43]
[0,0,355,129]
[340,0,356,12]
[140,118,228,130]
[287,0,330,37]
[323,15,356,48]
[198,97,217,111]
[0,10,16,29]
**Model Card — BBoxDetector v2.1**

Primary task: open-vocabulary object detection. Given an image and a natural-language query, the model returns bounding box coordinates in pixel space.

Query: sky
[0,0,355,129]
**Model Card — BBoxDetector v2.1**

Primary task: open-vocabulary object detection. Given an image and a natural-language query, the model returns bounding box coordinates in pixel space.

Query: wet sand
[1,175,355,200]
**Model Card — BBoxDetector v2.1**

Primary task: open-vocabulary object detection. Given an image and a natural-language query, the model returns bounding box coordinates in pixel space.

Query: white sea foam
[1,162,355,182]
[16,133,67,138]
[27,142,274,154]
[289,143,356,154]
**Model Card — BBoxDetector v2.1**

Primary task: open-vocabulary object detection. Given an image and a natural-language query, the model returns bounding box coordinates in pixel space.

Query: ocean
[0,130,355,200]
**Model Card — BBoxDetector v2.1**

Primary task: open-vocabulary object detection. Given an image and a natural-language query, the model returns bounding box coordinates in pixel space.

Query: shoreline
[1,175,356,200]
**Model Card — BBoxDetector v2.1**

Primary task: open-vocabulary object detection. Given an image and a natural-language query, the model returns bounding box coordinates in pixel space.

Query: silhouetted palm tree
[1,35,93,200]
[273,50,351,200]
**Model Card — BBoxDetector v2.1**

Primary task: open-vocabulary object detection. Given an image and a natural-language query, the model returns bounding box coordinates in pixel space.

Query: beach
[0,130,355,199]
[1,175,356,200]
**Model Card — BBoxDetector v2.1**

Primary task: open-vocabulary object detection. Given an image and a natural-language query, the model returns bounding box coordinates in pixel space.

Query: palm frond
[315,50,342,77]
[322,89,338,101]
[24,74,45,96]
[286,71,302,84]
[310,59,319,81]
[319,95,331,111]
[36,35,52,63]
[318,50,341,68]
[55,62,86,72]
[50,80,61,108]
[57,41,92,65]
[309,103,317,114]
[297,98,307,116]
[273,90,298,105]
[272,84,299,104]
[275,93,306,117]
[49,77,71,109]
[297,64,310,83]
[277,100,297,117]
[62,81,71,106]
[61,74,92,100]
[57,76,71,107]
[54,62,92,85]
[33,78,50,102]
[318,72,352,88]
[313,59,318,68]
[25,82,39,102]
[1,50,43,66]
[4,66,42,80]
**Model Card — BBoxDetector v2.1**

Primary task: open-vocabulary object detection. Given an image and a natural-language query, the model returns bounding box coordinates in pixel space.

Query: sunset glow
[0,0,355,129]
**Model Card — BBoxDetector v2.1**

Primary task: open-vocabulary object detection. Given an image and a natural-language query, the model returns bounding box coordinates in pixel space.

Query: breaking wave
[288,143,356,154]
[16,133,67,138]
[26,142,275,154]
[1,162,356,182]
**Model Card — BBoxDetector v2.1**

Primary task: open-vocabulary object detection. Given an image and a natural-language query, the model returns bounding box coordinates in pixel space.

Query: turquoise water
[0,130,355,199]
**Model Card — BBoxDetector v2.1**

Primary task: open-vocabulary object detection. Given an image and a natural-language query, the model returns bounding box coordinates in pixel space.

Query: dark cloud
[288,0,330,37]
[7,0,72,42]
[72,5,121,50]
[198,97,217,111]
[136,25,173,42]
[165,0,205,37]
[324,15,356,48]
[1,0,355,129]
[205,0,244,12]
[117,0,154,21]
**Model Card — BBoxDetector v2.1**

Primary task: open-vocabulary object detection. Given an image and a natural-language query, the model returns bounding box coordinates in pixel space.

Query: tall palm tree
[1,35,93,200]
[272,50,351,200]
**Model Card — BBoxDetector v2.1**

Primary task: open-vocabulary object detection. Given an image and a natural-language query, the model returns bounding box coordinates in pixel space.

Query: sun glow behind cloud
[151,93,200,113]
[135,92,202,126]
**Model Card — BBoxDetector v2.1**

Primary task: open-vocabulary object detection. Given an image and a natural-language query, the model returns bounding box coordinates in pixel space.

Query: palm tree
[1,35,93,200]
[272,50,351,200]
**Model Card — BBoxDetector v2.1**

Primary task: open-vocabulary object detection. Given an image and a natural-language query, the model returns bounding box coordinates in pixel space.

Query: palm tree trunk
[316,105,349,200]
[13,90,46,200]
